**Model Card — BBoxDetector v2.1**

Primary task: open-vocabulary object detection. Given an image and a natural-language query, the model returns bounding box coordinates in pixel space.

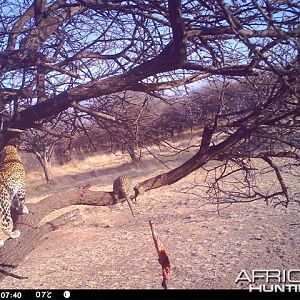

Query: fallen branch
[0,185,117,282]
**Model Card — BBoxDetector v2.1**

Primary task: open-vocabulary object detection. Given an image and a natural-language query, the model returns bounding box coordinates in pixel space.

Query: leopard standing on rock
[113,174,144,217]
[0,144,29,247]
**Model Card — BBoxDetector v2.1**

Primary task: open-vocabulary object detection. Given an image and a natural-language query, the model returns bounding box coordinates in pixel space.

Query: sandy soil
[1,159,300,289]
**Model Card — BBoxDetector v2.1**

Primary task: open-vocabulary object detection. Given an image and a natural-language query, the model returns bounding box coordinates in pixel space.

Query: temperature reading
[35,291,52,299]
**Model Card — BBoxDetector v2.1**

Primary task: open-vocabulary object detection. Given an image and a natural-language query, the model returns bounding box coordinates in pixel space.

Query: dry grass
[25,133,299,209]
[1,134,299,289]
[25,134,200,203]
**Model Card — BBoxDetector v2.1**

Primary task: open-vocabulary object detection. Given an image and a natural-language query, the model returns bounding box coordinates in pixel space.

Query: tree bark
[34,151,54,182]
[39,158,53,182]
[0,187,119,281]
[127,142,140,164]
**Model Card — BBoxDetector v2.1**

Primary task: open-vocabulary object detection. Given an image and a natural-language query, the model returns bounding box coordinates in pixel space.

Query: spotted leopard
[113,174,144,217]
[0,145,29,247]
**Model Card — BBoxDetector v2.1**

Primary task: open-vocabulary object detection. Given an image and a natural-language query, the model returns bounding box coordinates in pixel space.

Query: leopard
[0,144,29,247]
[113,174,144,217]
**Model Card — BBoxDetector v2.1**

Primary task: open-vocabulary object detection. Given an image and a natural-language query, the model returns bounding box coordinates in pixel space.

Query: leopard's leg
[16,186,29,215]
[0,202,4,246]
[1,193,20,240]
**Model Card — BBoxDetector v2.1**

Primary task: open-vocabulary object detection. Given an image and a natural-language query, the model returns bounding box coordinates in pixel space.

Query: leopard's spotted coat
[0,145,29,246]
[113,174,144,217]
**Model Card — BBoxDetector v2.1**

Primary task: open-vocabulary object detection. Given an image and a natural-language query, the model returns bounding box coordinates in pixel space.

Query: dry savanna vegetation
[1,136,300,289]
[0,0,299,290]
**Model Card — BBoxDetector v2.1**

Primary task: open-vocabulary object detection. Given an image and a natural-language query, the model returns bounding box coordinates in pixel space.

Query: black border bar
[1,289,299,300]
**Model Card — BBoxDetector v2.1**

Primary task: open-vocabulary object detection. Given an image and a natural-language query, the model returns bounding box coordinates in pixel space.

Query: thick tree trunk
[127,147,140,164]
[0,187,119,281]
[126,140,141,165]
[40,159,53,182]
[34,151,53,182]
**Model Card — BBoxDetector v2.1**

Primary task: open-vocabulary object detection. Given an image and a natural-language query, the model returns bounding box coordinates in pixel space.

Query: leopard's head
[0,144,19,164]
[134,184,145,196]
